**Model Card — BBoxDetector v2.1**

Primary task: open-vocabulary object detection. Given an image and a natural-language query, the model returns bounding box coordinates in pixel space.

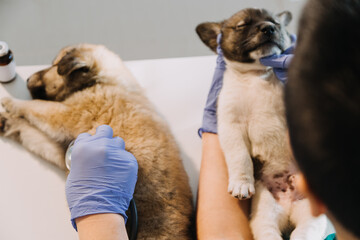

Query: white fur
[249,45,282,60]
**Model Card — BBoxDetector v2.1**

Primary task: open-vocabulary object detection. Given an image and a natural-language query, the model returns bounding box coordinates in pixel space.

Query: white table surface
[0,56,216,240]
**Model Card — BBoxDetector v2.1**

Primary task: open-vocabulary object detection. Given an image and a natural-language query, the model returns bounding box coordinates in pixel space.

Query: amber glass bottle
[0,41,16,82]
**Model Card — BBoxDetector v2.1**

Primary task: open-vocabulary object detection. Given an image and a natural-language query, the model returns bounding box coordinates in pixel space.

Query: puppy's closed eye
[236,21,249,30]
[70,66,90,76]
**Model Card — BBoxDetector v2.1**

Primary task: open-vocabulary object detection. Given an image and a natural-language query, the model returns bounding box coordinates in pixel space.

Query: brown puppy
[0,44,193,239]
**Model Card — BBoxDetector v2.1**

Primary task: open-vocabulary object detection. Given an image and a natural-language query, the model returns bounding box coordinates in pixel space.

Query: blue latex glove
[65,125,138,231]
[260,34,297,83]
[198,33,225,137]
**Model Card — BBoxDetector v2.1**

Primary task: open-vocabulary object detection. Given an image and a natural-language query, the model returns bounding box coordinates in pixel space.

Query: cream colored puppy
[197,8,325,240]
[0,44,193,239]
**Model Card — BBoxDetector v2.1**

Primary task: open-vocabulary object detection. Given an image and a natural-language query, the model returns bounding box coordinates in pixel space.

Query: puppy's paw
[0,112,11,135]
[228,176,255,199]
[1,97,21,116]
[0,113,7,133]
[1,97,14,112]
[0,112,22,139]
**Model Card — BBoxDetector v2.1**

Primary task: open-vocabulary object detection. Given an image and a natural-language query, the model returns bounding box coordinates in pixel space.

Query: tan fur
[0,44,193,239]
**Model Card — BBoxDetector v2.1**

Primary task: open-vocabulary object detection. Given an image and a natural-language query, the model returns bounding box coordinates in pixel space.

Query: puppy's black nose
[261,25,275,36]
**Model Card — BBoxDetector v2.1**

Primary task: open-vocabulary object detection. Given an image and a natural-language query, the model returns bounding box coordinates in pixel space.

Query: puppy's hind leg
[250,182,285,240]
[0,112,67,170]
[289,199,326,240]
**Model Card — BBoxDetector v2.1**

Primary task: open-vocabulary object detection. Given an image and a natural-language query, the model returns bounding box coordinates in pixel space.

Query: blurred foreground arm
[76,214,128,240]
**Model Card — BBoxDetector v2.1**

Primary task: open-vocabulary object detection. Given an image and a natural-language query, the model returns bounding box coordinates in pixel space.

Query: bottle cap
[0,41,9,57]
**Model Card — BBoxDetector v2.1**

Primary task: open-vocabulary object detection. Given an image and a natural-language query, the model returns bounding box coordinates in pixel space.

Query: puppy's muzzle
[261,24,275,37]
[27,75,47,99]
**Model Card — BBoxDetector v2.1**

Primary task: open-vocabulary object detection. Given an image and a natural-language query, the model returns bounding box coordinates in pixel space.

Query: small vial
[0,41,16,83]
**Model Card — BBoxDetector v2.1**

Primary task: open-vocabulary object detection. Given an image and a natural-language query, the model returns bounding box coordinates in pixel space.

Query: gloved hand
[65,125,138,231]
[198,33,225,136]
[260,34,297,83]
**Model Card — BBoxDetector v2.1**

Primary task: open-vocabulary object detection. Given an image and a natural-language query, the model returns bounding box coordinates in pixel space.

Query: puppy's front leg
[1,97,73,143]
[0,112,67,170]
[218,115,255,199]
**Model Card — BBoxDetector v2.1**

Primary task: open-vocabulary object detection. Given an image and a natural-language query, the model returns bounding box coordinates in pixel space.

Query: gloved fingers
[273,68,288,83]
[75,132,92,144]
[259,54,277,64]
[99,137,125,151]
[216,33,224,55]
[260,54,288,68]
[283,54,294,69]
[290,34,297,43]
[112,136,126,150]
[216,34,226,67]
[283,46,295,54]
[216,33,222,45]
[94,125,114,139]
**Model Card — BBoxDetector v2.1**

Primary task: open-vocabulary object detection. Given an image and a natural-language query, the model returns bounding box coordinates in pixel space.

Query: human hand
[260,34,297,83]
[198,34,225,136]
[65,125,138,230]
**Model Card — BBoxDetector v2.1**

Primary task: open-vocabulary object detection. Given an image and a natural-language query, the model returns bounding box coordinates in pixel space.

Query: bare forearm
[197,133,253,240]
[76,213,128,240]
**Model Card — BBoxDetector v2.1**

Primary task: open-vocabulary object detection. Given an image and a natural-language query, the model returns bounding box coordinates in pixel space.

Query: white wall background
[1,0,305,65]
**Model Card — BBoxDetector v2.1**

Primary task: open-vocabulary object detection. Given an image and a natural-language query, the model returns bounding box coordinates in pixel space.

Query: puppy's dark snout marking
[0,116,6,132]
[30,86,47,100]
[261,25,275,36]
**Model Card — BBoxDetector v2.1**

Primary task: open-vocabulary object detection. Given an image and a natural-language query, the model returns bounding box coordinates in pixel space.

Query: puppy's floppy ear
[277,11,292,27]
[57,50,89,76]
[196,22,222,53]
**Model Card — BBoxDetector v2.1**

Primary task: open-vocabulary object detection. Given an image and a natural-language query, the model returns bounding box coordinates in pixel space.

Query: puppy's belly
[260,171,304,209]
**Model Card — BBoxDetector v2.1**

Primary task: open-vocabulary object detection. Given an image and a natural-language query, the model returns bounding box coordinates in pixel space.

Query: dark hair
[286,0,360,236]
